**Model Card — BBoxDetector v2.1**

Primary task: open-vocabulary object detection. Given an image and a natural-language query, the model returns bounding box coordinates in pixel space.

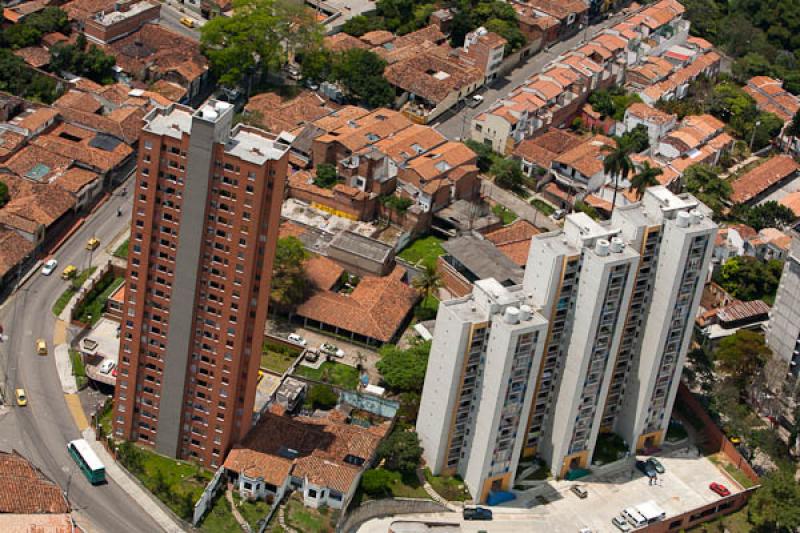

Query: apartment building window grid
[569,264,632,454]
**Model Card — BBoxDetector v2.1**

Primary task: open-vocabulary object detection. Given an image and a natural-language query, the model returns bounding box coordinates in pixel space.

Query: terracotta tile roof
[385,49,483,104]
[360,30,394,46]
[626,102,675,125]
[42,32,69,48]
[0,450,69,514]
[525,78,563,101]
[31,123,133,174]
[370,124,445,162]
[687,36,713,51]
[245,91,334,135]
[305,255,344,292]
[405,141,476,182]
[524,0,587,20]
[13,107,58,134]
[54,90,104,114]
[70,77,103,92]
[484,219,540,266]
[0,129,27,161]
[593,33,628,53]
[63,0,117,22]
[631,154,678,186]
[223,448,293,486]
[0,229,35,279]
[311,105,371,133]
[13,46,50,68]
[148,79,187,102]
[0,173,75,231]
[779,191,800,217]
[294,455,360,493]
[638,0,684,30]
[55,103,145,145]
[56,167,101,193]
[553,135,614,177]
[296,266,418,343]
[642,52,720,102]
[278,219,308,239]
[316,108,411,153]
[731,155,800,204]
[716,299,770,324]
[513,129,582,167]
[5,144,72,182]
[324,33,369,53]
[0,513,74,532]
[744,76,800,123]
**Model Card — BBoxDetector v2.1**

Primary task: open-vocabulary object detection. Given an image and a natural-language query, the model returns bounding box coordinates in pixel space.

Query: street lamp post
[750,120,761,152]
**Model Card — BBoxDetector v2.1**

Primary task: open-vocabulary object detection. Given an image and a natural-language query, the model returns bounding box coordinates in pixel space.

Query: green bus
[67,439,106,484]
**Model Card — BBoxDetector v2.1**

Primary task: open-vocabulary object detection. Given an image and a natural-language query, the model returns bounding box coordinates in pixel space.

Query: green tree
[361,468,399,496]
[201,0,322,90]
[714,330,771,388]
[314,163,339,188]
[464,139,495,172]
[307,383,338,410]
[376,340,431,392]
[787,109,800,138]
[411,263,441,300]
[732,200,796,230]
[682,164,731,215]
[299,48,333,83]
[602,136,635,215]
[376,428,423,473]
[0,181,8,208]
[748,469,800,531]
[341,15,381,37]
[630,161,663,200]
[716,255,784,304]
[332,48,394,108]
[49,40,117,84]
[26,7,70,35]
[491,158,524,191]
[619,124,650,154]
[270,236,308,312]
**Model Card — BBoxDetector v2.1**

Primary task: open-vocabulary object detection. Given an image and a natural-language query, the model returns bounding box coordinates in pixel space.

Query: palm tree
[630,162,663,200]
[412,263,442,301]
[602,137,635,215]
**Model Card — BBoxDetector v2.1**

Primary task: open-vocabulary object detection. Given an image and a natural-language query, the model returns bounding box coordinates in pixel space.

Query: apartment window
[144,140,152,150]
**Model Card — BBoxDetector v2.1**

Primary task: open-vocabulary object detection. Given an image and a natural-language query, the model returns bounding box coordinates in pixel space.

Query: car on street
[612,514,632,532]
[320,343,344,358]
[41,259,58,276]
[180,16,195,28]
[468,94,484,108]
[635,460,657,479]
[61,265,77,280]
[646,457,665,474]
[288,333,307,346]
[463,506,492,521]
[35,338,47,356]
[15,388,27,406]
[86,237,100,250]
[709,482,730,497]
[571,484,588,499]
[551,208,566,220]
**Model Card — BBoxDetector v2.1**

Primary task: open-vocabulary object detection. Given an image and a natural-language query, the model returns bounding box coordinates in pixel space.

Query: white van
[98,359,116,375]
[622,507,647,528]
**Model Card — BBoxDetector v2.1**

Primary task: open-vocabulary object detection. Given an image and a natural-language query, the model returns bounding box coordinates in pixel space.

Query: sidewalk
[83,427,186,533]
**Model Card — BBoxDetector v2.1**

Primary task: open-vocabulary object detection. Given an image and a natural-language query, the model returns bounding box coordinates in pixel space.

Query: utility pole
[749,120,761,152]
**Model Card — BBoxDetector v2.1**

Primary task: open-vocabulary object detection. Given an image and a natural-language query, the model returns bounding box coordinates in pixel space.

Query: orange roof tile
[731,155,800,204]
[484,219,540,266]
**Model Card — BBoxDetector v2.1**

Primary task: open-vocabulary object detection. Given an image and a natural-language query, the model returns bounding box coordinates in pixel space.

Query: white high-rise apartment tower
[417,186,716,498]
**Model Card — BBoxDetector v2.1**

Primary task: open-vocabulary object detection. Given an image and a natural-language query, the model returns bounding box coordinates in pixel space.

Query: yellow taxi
[180,16,195,28]
[15,388,27,406]
[86,237,100,251]
[36,338,47,356]
[61,265,77,280]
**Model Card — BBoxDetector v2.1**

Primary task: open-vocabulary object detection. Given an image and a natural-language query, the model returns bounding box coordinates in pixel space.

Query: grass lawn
[261,340,301,374]
[69,349,87,389]
[199,493,241,533]
[294,361,360,390]
[52,267,96,316]
[707,453,756,489]
[398,235,445,268]
[424,468,471,501]
[113,238,129,259]
[97,399,113,437]
[285,494,336,533]
[592,432,628,464]
[492,204,518,225]
[73,276,124,326]
[233,492,272,530]
[530,198,555,216]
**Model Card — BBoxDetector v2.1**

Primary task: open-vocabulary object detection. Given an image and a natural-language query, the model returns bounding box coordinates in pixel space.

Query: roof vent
[595,239,610,256]
[504,306,520,324]
[610,237,624,253]
[677,211,691,228]
[689,209,702,224]
[519,305,532,321]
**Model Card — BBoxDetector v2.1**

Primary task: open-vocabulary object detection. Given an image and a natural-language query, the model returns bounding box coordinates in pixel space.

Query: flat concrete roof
[82,317,121,362]
[329,230,393,263]
[442,235,523,286]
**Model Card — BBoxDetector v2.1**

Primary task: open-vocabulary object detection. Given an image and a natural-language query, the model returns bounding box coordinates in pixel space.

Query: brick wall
[84,2,161,44]
[437,256,472,297]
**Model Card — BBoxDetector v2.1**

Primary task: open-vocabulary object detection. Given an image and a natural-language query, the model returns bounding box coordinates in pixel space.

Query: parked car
[305,349,319,363]
[61,265,77,280]
[635,460,657,479]
[463,506,493,521]
[468,94,484,108]
[552,209,566,220]
[646,457,665,474]
[41,259,58,276]
[570,485,588,499]
[709,482,730,497]
[15,388,27,406]
[287,333,307,346]
[320,343,344,358]
[612,514,632,532]
[35,338,47,356]
[98,359,115,375]
[622,507,647,528]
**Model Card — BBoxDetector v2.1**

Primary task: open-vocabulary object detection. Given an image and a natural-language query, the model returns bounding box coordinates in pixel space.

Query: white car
[288,333,307,346]
[41,259,58,276]
[612,515,632,532]
[320,343,345,358]
[98,359,116,375]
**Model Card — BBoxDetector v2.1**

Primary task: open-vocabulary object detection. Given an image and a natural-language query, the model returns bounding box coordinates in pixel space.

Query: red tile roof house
[222,405,391,510]
[730,155,800,205]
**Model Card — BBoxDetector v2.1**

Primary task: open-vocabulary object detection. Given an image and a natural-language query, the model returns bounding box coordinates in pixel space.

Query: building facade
[111,100,290,467]
[418,187,717,493]
[766,235,800,386]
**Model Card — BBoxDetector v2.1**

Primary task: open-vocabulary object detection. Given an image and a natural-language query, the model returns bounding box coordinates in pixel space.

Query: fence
[336,498,449,533]
[193,466,225,526]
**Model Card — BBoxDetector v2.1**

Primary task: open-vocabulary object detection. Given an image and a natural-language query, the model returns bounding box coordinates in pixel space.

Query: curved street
[0,179,162,533]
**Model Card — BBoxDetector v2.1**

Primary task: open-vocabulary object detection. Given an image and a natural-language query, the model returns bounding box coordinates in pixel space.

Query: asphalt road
[434,14,627,140]
[159,1,202,41]
[0,177,160,533]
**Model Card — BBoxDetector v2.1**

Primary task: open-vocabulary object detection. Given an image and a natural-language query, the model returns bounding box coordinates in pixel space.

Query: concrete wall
[337,498,448,533]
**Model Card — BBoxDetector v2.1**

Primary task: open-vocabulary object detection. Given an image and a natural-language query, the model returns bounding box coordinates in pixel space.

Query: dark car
[646,457,665,474]
[636,460,657,479]
[463,506,493,521]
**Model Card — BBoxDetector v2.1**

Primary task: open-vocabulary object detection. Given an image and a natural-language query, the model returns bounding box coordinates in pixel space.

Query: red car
[709,482,730,497]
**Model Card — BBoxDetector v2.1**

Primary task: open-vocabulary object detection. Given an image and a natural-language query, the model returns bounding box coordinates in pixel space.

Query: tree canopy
[714,330,771,388]
[376,340,431,392]
[492,158,525,191]
[731,200,796,231]
[0,7,69,49]
[450,0,525,53]
[715,255,784,305]
[376,428,423,473]
[270,236,309,312]
[0,49,60,103]
[0,181,8,208]
[314,163,340,189]
[588,88,642,121]
[331,48,395,108]
[307,383,338,410]
[50,34,116,84]
[748,468,800,531]
[682,164,730,216]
